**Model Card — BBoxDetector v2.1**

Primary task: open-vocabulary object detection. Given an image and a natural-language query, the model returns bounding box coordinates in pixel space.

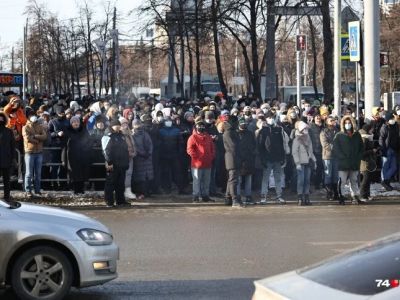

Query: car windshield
[299,235,400,295]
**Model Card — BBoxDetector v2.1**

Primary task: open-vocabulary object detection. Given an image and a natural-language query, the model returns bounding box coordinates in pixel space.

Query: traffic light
[296,35,307,51]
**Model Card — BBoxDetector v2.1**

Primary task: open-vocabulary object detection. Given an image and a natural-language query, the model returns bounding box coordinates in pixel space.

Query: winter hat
[279,103,287,110]
[204,111,215,120]
[123,108,132,120]
[155,103,164,112]
[162,107,172,117]
[55,106,65,115]
[65,108,73,115]
[220,110,229,116]
[265,110,275,119]
[230,108,239,116]
[296,121,308,132]
[110,118,121,127]
[70,115,81,125]
[384,111,395,121]
[243,106,251,113]
[319,105,329,116]
[184,111,194,120]
[195,116,205,125]
[204,96,211,102]
[70,100,80,111]
[260,103,270,110]
[119,117,129,125]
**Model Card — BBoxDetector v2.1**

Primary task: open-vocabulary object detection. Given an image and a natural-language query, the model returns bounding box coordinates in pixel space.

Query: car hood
[12,203,109,233]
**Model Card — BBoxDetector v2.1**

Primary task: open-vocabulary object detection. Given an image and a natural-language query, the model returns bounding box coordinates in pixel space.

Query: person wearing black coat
[63,116,94,194]
[223,118,242,207]
[237,118,256,204]
[101,119,130,207]
[0,112,16,201]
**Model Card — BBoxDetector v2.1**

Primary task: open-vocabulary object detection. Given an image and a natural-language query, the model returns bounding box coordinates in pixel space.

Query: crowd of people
[0,90,399,208]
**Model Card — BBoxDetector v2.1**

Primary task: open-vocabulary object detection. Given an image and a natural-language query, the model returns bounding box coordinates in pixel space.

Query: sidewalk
[6,182,400,209]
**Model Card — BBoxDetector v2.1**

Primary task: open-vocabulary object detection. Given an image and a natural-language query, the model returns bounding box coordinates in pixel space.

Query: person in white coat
[292,121,316,206]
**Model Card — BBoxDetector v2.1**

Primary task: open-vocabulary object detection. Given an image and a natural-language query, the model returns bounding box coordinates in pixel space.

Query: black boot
[382,180,393,191]
[298,194,304,206]
[224,197,233,206]
[304,194,312,206]
[332,183,340,201]
[325,184,333,200]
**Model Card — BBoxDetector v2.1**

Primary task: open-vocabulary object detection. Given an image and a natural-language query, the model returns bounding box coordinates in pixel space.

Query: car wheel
[11,246,73,300]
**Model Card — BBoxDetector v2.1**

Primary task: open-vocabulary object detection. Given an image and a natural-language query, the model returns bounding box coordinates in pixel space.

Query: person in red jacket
[187,117,216,202]
[4,95,27,149]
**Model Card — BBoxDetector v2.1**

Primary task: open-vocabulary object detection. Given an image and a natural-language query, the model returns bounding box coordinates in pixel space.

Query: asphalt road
[2,205,400,299]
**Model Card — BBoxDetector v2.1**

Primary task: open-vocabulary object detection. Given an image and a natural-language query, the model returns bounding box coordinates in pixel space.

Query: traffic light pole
[333,0,341,117]
[364,1,380,120]
[296,21,301,108]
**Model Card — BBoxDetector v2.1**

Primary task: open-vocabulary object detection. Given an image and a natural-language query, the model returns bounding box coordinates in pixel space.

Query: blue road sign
[348,21,361,62]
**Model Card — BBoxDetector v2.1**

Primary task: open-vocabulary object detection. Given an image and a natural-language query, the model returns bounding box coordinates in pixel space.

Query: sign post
[296,29,306,108]
[349,21,361,127]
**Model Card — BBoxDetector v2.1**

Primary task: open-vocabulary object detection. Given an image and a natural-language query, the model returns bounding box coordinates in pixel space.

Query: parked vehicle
[0,200,119,300]
[253,232,400,299]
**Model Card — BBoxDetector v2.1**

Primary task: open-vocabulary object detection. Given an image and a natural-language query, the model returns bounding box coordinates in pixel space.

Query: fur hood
[340,115,357,132]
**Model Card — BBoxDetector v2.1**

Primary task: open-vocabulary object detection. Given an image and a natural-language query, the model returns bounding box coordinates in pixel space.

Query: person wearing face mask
[119,117,137,200]
[370,106,385,141]
[180,111,195,188]
[187,117,215,202]
[257,110,290,204]
[359,124,378,202]
[379,112,399,191]
[204,111,219,197]
[237,118,256,205]
[48,106,70,190]
[22,111,48,198]
[320,116,340,201]
[0,112,16,202]
[63,116,94,195]
[394,105,400,125]
[158,116,186,194]
[102,118,131,207]
[292,121,316,206]
[332,116,363,205]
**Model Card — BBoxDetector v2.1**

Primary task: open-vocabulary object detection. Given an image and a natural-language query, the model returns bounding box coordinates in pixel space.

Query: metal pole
[364,0,380,120]
[296,20,301,108]
[333,0,341,117]
[265,0,276,101]
[148,46,152,88]
[22,24,26,102]
[356,62,359,128]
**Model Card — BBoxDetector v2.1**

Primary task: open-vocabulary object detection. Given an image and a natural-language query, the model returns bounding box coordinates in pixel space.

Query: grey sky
[0,0,145,47]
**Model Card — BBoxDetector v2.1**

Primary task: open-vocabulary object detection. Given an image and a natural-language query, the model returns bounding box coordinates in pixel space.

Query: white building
[380,0,400,13]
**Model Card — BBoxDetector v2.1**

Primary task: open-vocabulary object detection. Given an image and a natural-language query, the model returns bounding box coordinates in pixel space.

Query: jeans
[297,164,311,195]
[382,147,397,181]
[323,159,338,185]
[24,153,43,193]
[261,162,282,198]
[338,170,360,197]
[237,174,252,197]
[192,168,211,197]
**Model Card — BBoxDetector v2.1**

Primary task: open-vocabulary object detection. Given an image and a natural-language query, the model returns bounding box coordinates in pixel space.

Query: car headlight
[77,229,113,246]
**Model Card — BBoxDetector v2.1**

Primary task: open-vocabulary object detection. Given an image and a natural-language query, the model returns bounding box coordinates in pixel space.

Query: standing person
[257,111,289,204]
[0,112,16,201]
[320,116,339,200]
[292,121,316,206]
[237,118,256,204]
[4,95,27,150]
[89,116,107,190]
[22,111,48,197]
[187,117,215,202]
[359,124,377,202]
[132,119,154,198]
[102,119,131,207]
[63,116,93,195]
[48,107,69,189]
[158,116,186,194]
[119,117,137,200]
[332,116,364,205]
[379,112,399,191]
[309,114,324,190]
[223,117,243,207]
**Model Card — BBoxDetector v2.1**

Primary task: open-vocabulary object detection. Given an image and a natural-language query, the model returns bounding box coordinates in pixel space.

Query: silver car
[0,200,119,300]
[253,233,400,299]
